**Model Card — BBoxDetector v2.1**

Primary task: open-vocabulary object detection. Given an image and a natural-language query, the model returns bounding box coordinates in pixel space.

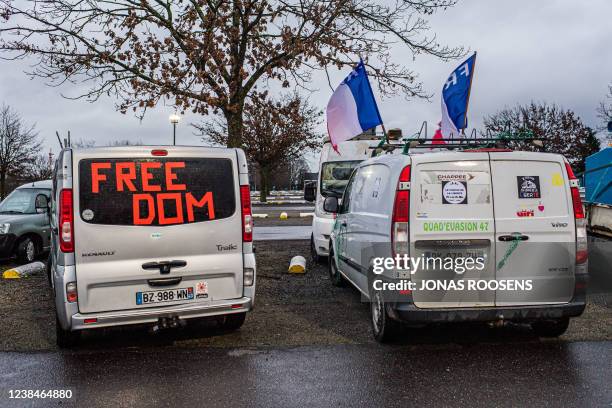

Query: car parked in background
[326,149,587,342]
[0,180,52,263]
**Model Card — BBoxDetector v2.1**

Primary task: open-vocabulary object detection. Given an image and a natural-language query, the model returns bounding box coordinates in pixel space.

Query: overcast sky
[1,0,611,166]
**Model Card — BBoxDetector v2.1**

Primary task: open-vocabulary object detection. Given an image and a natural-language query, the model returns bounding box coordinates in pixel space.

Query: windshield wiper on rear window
[0,210,25,214]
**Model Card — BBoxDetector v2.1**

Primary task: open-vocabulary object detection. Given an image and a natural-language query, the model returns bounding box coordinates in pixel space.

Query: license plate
[136,287,194,305]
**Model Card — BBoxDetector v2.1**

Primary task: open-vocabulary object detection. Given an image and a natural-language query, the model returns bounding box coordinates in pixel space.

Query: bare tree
[198,93,322,201]
[0,104,42,198]
[70,138,97,149]
[0,0,464,147]
[108,139,142,146]
[483,102,600,173]
[597,83,612,129]
[289,156,311,190]
[70,138,142,148]
[24,153,54,182]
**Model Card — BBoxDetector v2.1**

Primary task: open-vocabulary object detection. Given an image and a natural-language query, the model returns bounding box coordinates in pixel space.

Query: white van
[325,149,587,342]
[49,146,256,347]
[310,131,402,262]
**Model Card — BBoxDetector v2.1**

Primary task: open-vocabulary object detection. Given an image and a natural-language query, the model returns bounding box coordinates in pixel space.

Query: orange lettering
[165,162,186,191]
[157,193,184,225]
[116,162,137,192]
[141,162,162,191]
[133,194,155,225]
[186,192,215,222]
[91,162,111,193]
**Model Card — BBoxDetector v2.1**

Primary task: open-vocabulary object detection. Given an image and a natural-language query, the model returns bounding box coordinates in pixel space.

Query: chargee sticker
[442,180,467,204]
[517,176,541,199]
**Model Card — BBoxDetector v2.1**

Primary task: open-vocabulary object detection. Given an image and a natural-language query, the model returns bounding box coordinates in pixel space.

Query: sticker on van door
[442,180,467,204]
[517,176,541,199]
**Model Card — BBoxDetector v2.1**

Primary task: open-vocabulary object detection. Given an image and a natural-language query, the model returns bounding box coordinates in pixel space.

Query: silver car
[0,180,52,263]
[50,146,256,347]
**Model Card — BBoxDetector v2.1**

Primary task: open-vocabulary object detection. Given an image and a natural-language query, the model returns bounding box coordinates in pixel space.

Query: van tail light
[564,162,585,219]
[392,166,411,256]
[240,185,253,242]
[564,162,587,265]
[243,267,255,286]
[66,282,77,303]
[59,189,74,253]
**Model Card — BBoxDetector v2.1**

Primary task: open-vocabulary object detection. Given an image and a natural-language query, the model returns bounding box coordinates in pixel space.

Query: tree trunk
[0,171,5,200]
[225,109,244,148]
[259,166,270,203]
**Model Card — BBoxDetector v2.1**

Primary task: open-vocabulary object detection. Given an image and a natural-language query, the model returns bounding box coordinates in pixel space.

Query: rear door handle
[142,260,187,274]
[147,277,183,287]
[499,234,529,242]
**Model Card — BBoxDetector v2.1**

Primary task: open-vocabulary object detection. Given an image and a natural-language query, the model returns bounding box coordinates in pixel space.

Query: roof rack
[370,121,544,155]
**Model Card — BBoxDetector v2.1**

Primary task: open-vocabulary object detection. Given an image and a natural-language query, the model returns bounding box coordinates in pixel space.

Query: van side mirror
[323,196,338,213]
[35,194,49,213]
[304,183,316,202]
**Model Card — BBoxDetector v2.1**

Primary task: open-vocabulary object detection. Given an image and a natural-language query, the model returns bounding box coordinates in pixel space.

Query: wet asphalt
[1,341,611,407]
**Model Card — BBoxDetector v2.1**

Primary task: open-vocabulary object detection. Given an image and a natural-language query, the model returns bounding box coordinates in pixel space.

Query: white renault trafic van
[326,149,587,342]
[49,146,256,347]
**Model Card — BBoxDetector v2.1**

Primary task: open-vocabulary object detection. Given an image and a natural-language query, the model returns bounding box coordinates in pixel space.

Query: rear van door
[489,152,575,306]
[410,152,496,308]
[73,147,244,314]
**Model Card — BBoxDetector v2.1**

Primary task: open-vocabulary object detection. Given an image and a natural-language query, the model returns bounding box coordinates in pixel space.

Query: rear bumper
[70,297,253,331]
[391,300,586,324]
[389,274,588,324]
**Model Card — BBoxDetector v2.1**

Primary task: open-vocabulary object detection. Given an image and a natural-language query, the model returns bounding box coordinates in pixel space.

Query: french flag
[327,61,383,150]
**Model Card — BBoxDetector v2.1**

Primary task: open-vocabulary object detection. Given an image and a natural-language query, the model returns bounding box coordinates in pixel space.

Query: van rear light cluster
[66,282,77,303]
[244,268,255,286]
[564,162,587,265]
[564,163,585,219]
[240,185,253,242]
[59,189,74,253]
[392,165,411,256]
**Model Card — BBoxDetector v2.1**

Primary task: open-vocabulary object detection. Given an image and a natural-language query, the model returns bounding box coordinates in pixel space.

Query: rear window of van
[78,158,235,226]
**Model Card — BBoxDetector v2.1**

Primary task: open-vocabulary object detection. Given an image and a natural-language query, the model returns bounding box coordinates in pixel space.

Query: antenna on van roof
[55,131,64,149]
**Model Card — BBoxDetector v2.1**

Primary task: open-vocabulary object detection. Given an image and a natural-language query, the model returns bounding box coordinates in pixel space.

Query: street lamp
[169,113,181,145]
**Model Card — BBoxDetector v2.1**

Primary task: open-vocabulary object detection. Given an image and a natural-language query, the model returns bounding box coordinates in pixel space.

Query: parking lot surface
[1,235,611,407]
[1,240,611,352]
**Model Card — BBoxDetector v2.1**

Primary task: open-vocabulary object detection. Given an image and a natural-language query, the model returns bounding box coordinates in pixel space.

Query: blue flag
[441,53,477,137]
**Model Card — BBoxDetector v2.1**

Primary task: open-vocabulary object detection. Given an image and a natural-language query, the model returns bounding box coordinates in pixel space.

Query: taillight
[564,163,585,219]
[240,185,253,242]
[151,149,168,156]
[392,166,411,256]
[564,162,587,265]
[66,281,77,303]
[59,189,74,253]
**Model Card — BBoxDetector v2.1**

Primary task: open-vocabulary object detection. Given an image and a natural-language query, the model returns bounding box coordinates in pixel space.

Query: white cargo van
[326,149,587,342]
[311,131,402,262]
[49,146,256,347]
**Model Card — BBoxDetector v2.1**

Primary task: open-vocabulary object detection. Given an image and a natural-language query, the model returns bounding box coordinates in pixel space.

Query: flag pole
[461,51,477,136]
